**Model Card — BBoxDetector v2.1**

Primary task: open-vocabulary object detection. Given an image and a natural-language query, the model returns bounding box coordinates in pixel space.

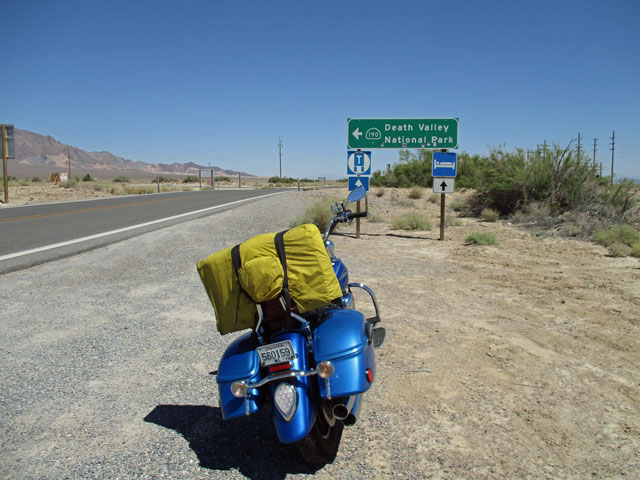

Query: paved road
[0,189,285,273]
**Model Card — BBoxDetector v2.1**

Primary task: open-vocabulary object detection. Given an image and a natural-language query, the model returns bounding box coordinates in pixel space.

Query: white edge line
[0,191,284,261]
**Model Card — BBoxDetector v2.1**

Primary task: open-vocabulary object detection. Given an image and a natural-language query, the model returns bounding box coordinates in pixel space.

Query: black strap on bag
[274,230,292,323]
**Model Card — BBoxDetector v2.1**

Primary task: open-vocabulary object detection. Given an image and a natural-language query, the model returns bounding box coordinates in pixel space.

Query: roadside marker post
[432,151,457,241]
[347,150,372,239]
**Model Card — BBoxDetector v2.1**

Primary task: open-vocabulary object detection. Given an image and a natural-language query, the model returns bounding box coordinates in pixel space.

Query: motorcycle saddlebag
[313,308,375,399]
[216,332,263,420]
[197,223,343,335]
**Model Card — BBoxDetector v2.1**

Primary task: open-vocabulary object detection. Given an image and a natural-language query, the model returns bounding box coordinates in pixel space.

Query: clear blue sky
[2,0,639,178]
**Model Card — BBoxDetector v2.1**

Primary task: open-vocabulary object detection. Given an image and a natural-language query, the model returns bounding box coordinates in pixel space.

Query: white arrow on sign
[355,178,363,187]
[352,128,362,140]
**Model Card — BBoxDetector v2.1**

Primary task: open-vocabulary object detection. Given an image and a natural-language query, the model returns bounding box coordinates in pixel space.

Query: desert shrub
[124,186,155,195]
[31,176,42,182]
[152,176,177,183]
[607,243,632,257]
[82,174,92,182]
[451,200,465,212]
[465,232,498,245]
[58,180,77,188]
[391,213,433,231]
[481,208,500,222]
[592,224,640,248]
[392,199,414,207]
[113,176,129,183]
[445,216,463,227]
[428,194,440,204]
[182,175,200,183]
[375,188,385,197]
[215,176,230,182]
[631,243,640,257]
[290,197,341,231]
[367,213,384,223]
[408,187,423,199]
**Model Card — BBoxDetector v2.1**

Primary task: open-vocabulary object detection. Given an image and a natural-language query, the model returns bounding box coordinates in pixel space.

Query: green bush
[408,187,423,199]
[215,176,230,182]
[391,213,433,231]
[465,232,498,245]
[113,176,129,183]
[481,208,500,222]
[290,198,341,232]
[631,243,640,258]
[593,224,640,248]
[607,243,632,257]
[152,176,177,183]
[451,200,465,212]
[82,174,92,182]
[31,176,42,182]
[182,175,200,183]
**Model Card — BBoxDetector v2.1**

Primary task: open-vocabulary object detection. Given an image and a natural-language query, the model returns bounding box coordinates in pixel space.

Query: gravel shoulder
[1,188,638,479]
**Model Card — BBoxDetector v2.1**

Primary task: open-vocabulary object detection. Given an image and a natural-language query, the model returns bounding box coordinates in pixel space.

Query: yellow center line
[0,194,204,224]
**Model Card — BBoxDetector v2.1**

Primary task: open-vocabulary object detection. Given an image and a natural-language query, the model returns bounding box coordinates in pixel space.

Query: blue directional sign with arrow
[348,176,370,191]
[347,150,372,176]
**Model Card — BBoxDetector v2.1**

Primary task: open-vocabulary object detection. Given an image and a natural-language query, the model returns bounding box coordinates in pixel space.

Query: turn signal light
[230,381,249,398]
[318,361,335,379]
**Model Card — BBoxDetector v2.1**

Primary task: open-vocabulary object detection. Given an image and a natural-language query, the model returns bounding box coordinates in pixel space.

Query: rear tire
[296,403,344,464]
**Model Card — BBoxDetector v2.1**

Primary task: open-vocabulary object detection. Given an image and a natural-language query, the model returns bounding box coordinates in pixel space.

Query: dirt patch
[325,186,639,478]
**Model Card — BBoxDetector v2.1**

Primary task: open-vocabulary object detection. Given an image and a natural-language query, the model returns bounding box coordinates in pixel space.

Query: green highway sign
[347,118,458,149]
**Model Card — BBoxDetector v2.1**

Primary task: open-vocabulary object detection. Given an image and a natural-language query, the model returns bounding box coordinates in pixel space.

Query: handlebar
[349,211,368,219]
[323,209,369,241]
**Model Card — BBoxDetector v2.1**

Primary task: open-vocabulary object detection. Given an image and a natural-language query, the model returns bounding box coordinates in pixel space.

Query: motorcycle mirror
[347,186,366,203]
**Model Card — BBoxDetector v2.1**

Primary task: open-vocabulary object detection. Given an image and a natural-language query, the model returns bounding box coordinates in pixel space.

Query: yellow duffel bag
[197,223,343,335]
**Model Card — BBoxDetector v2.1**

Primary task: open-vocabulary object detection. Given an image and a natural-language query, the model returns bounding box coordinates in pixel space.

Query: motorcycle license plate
[257,340,295,367]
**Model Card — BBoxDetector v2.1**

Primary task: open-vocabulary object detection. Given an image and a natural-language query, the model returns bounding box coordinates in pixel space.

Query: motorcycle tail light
[230,381,248,398]
[317,361,335,379]
[269,362,292,373]
[274,382,297,422]
[366,368,373,383]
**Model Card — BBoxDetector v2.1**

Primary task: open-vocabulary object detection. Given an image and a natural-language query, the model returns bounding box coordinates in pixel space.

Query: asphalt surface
[0,189,285,273]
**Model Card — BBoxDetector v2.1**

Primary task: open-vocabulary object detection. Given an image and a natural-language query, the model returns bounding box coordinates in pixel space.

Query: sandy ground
[308,187,640,478]
[3,185,639,478]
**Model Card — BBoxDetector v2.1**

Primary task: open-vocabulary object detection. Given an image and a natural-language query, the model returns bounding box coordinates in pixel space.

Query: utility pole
[278,137,283,179]
[67,145,71,179]
[576,132,581,162]
[610,131,615,186]
[592,138,597,171]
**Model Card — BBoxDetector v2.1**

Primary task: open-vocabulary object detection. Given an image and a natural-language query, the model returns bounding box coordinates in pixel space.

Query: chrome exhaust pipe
[343,395,362,426]
[331,396,356,420]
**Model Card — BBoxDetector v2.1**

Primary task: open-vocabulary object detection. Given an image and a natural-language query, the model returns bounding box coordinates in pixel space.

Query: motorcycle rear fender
[268,330,316,444]
[216,332,263,420]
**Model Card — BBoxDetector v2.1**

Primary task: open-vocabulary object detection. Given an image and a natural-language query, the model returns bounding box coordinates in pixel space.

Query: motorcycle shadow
[144,404,323,479]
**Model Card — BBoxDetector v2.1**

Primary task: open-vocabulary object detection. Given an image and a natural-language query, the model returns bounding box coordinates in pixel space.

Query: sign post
[432,152,458,241]
[347,150,372,239]
[1,124,14,204]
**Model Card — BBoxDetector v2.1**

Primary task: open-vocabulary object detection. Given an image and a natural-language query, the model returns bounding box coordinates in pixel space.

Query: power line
[610,131,615,186]
[278,137,283,178]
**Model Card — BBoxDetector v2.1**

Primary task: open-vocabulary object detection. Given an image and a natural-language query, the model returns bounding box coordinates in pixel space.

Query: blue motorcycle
[215,187,386,464]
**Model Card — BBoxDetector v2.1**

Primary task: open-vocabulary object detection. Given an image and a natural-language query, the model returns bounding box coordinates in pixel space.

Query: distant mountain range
[10,128,254,178]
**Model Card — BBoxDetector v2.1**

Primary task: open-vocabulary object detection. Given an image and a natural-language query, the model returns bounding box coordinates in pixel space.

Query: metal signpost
[2,124,15,204]
[348,118,458,149]
[432,152,457,240]
[347,150,372,239]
